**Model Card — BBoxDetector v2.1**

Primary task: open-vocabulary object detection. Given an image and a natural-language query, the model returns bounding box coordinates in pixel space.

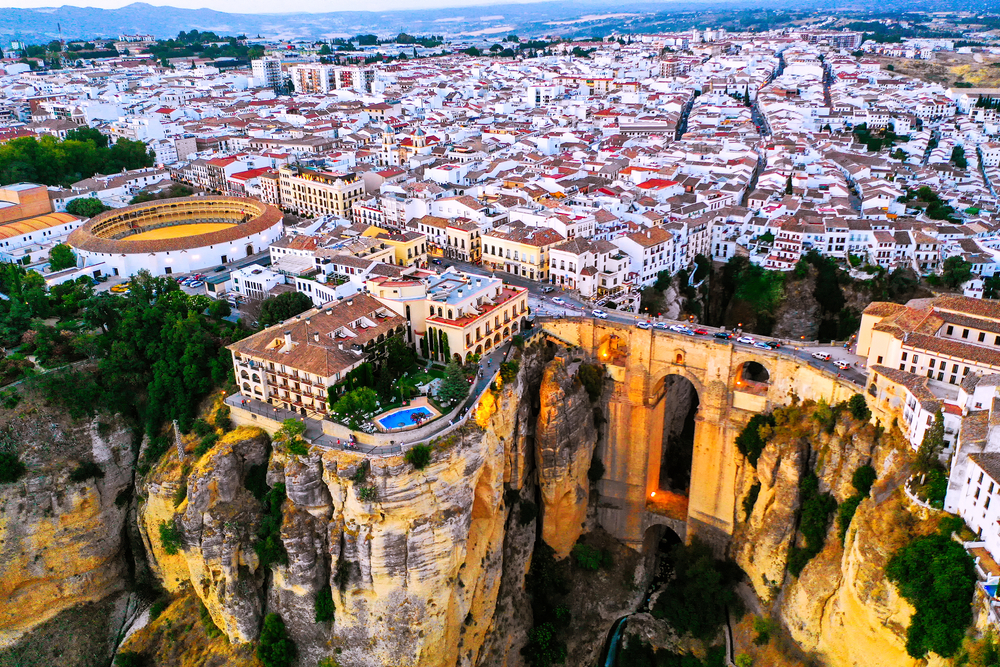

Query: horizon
[1,0,617,14]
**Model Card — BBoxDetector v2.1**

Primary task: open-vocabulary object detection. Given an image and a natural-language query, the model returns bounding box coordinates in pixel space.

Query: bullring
[67,196,284,277]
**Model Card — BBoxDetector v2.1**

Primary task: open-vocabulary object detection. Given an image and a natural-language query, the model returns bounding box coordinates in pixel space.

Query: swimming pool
[377,406,435,429]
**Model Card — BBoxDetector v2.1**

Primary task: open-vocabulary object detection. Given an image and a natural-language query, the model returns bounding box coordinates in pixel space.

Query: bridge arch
[647,373,700,516]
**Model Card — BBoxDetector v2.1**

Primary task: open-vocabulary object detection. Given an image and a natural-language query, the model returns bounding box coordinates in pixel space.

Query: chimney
[347,299,354,305]
[306,318,311,325]
[283,331,292,352]
[313,332,320,343]
[647,230,651,238]
[338,342,344,350]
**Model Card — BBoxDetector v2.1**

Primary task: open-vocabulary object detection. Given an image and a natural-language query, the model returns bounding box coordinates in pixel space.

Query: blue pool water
[377,406,434,429]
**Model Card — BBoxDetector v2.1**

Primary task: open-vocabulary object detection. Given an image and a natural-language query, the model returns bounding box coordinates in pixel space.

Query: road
[435,258,869,387]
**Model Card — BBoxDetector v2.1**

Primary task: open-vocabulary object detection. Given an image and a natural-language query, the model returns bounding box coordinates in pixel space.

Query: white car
[653,322,669,330]
[668,324,687,333]
[834,360,852,370]
[592,309,608,319]
[552,297,566,305]
[811,352,832,362]
[737,335,755,344]
[636,321,651,330]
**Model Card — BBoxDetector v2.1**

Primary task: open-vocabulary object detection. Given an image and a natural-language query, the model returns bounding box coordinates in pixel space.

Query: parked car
[812,352,832,362]
[213,266,226,273]
[552,297,566,305]
[110,282,130,293]
[592,309,608,319]
[753,341,771,349]
[431,258,442,265]
[653,322,669,330]
[714,332,733,340]
[540,286,555,293]
[188,280,204,288]
[737,335,755,344]
[636,321,652,329]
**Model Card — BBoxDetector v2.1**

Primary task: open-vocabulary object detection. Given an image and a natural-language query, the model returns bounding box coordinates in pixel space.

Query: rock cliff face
[136,354,533,667]
[733,402,943,667]
[137,426,270,642]
[0,402,135,646]
[535,357,598,559]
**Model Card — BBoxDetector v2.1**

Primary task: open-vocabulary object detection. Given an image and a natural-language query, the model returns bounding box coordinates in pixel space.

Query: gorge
[0,319,964,667]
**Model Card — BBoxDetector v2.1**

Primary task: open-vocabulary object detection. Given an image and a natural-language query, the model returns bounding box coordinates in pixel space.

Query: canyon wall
[732,402,947,667]
[0,403,135,647]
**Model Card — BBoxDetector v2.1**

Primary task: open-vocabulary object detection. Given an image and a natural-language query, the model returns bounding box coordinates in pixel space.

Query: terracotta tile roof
[227,294,405,379]
[870,365,941,412]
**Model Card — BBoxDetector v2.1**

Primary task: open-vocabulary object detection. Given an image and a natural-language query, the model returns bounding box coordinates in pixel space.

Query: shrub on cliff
[847,393,871,422]
[787,472,837,576]
[254,483,288,568]
[578,363,604,402]
[257,613,295,667]
[405,444,432,470]
[651,538,742,640]
[114,652,147,667]
[314,584,335,623]
[735,414,774,466]
[158,520,183,555]
[0,451,26,483]
[886,529,976,659]
[69,460,104,483]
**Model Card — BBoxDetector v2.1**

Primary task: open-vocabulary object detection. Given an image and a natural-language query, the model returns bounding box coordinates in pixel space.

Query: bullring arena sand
[128,222,235,241]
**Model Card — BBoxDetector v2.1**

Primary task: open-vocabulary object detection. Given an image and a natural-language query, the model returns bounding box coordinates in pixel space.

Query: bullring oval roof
[67,196,282,255]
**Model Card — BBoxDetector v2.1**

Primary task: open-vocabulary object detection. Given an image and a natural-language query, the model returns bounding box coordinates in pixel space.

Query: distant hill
[0,0,986,44]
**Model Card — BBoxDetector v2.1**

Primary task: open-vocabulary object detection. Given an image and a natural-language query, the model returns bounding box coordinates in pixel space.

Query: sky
[1,0,546,12]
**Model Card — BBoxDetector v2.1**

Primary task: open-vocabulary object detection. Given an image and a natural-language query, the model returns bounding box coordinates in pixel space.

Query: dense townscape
[9,11,1000,667]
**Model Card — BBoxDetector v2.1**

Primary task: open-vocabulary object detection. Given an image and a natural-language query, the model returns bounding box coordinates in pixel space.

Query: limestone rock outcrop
[138,426,270,643]
[535,357,598,559]
[734,402,942,667]
[0,407,135,645]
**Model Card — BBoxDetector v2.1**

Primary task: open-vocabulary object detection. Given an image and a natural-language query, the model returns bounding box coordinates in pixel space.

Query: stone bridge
[539,318,861,551]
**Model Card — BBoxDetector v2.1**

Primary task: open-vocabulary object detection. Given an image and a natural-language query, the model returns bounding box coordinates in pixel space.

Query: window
[901,352,908,361]
[963,329,970,339]
[947,325,954,335]
[980,332,986,343]
[877,356,883,364]
[953,364,960,373]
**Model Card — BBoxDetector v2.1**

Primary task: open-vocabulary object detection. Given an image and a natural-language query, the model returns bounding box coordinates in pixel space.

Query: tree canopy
[258,291,313,327]
[0,133,154,187]
[65,197,111,217]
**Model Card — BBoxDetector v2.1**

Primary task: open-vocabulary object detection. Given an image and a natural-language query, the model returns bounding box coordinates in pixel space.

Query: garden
[325,339,479,433]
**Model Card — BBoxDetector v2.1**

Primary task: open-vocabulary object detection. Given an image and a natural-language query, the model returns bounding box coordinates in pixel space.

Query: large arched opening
[656,375,699,495]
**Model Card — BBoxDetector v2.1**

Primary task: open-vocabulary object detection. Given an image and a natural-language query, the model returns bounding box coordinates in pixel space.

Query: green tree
[48,243,77,271]
[259,291,313,327]
[438,360,468,404]
[405,444,432,470]
[257,613,295,667]
[951,145,968,169]
[650,538,742,639]
[886,531,975,658]
[939,255,973,289]
[208,299,231,319]
[847,393,871,422]
[915,410,945,474]
[65,197,110,217]
[0,452,27,483]
[318,44,332,55]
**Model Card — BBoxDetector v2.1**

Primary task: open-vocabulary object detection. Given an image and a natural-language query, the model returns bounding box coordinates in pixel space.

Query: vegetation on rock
[405,443,432,470]
[787,471,837,577]
[735,413,775,466]
[651,538,742,639]
[314,584,335,623]
[886,518,976,659]
[254,483,288,568]
[257,613,295,667]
